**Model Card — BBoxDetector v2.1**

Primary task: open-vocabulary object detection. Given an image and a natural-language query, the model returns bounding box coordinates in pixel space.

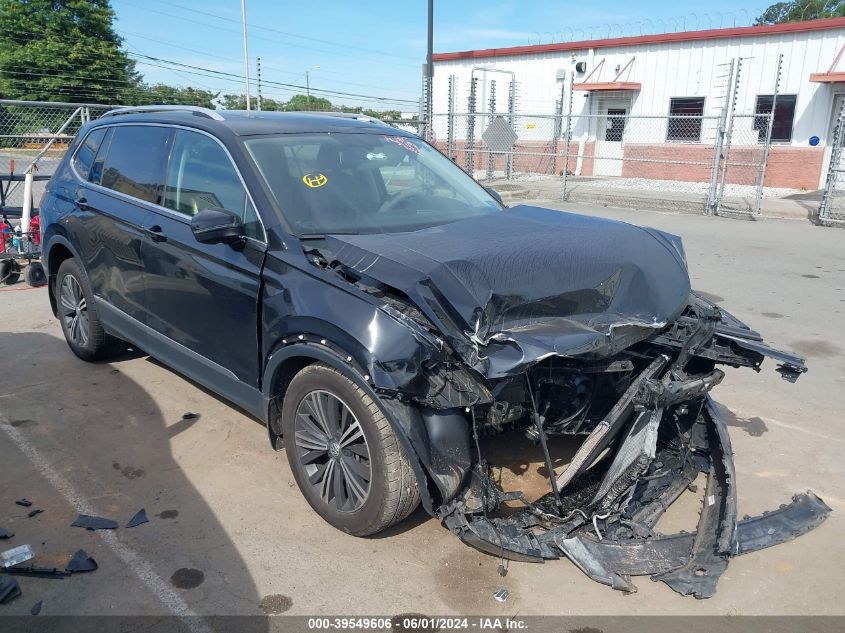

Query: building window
[604,109,626,141]
[667,97,705,142]
[754,94,797,143]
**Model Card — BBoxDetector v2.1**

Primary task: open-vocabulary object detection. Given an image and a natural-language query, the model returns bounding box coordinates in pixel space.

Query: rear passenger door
[72,125,170,329]
[140,128,266,402]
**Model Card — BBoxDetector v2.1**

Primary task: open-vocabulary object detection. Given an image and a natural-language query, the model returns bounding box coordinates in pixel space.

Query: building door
[594,97,631,177]
[820,93,845,189]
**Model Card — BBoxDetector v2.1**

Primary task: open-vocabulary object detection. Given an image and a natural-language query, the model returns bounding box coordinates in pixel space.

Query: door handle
[144,224,167,242]
[75,194,90,211]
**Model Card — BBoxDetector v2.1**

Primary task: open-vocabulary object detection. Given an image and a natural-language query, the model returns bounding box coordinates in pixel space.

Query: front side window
[667,97,704,142]
[163,130,263,240]
[244,132,501,235]
[755,94,797,143]
[100,126,171,204]
[72,127,107,179]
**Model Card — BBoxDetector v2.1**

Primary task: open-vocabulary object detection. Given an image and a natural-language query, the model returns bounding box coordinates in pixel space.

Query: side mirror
[190,207,244,245]
[485,187,503,205]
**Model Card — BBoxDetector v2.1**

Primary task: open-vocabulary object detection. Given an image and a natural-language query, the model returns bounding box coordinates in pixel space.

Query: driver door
[140,128,266,402]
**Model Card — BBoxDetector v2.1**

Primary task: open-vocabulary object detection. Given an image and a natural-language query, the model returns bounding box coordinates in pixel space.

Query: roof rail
[288,111,391,126]
[99,105,225,121]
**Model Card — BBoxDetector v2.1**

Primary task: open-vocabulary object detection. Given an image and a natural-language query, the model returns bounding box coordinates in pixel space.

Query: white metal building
[431,17,845,189]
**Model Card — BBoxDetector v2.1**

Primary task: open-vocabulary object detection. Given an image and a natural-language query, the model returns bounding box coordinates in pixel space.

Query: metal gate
[819,96,845,226]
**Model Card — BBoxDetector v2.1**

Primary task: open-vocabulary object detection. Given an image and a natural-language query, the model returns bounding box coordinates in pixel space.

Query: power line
[118,30,420,97]
[111,0,420,70]
[129,53,418,104]
[130,0,421,62]
[0,26,419,106]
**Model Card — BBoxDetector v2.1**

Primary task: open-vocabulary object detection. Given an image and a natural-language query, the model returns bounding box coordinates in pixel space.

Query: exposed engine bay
[307,205,830,597]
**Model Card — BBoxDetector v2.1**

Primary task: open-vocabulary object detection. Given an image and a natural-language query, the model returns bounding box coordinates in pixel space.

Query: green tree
[755,0,845,24]
[283,93,333,111]
[220,93,286,110]
[338,105,405,121]
[127,84,218,108]
[0,0,137,103]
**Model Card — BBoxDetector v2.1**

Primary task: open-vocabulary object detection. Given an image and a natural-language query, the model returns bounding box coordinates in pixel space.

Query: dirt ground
[1,203,843,617]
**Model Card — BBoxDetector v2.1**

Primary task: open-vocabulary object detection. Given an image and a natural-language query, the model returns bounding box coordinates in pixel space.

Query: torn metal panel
[441,393,830,598]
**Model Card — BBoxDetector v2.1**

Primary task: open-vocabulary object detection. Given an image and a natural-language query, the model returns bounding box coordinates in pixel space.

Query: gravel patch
[593,177,803,199]
[479,172,805,199]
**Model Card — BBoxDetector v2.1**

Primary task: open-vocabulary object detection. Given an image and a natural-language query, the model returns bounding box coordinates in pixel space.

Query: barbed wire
[523,7,798,45]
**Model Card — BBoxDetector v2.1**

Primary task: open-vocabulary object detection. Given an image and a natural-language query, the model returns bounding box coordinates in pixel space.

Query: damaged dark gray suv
[40,106,830,598]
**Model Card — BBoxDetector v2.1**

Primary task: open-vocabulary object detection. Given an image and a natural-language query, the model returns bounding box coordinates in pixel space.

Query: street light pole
[241,0,251,110]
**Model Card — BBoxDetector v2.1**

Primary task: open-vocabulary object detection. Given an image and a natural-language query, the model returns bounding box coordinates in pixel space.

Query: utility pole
[426,0,434,132]
[305,65,320,110]
[256,57,262,111]
[241,0,251,110]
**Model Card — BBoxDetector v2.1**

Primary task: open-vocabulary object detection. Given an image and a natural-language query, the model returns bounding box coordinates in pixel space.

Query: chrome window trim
[69,121,268,244]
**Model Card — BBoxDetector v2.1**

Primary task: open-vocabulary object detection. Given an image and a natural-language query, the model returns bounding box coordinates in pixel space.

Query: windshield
[244,132,502,235]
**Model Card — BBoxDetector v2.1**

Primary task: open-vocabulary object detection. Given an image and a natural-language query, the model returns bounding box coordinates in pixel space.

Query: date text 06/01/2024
[306,617,528,630]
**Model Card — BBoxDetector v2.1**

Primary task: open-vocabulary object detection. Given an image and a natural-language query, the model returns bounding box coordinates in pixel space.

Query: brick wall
[435,140,595,176]
[621,143,823,189]
[434,139,820,188]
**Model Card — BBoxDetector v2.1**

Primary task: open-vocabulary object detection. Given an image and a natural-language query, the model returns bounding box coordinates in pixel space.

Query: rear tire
[56,258,125,361]
[281,363,420,536]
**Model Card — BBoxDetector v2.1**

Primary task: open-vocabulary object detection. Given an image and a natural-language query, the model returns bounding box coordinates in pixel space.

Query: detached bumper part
[443,400,831,598]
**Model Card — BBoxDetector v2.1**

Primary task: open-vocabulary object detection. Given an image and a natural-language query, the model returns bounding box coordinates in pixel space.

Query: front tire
[56,258,124,361]
[281,363,420,536]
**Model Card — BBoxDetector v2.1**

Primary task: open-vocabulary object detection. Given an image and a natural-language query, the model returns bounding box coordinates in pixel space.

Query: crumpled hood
[327,205,691,378]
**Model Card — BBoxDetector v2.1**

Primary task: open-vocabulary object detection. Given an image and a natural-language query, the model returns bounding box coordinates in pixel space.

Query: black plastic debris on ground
[0,527,12,540]
[14,499,32,508]
[71,514,118,530]
[65,549,97,573]
[30,600,42,615]
[126,508,148,529]
[182,412,199,420]
[0,575,21,604]
[3,565,69,579]
[27,509,43,518]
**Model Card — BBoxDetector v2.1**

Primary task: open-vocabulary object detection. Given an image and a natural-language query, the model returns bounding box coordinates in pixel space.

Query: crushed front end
[317,206,830,598]
[439,298,830,596]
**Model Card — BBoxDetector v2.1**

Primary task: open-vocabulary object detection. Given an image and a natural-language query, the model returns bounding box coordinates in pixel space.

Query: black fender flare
[261,342,437,515]
[42,235,84,315]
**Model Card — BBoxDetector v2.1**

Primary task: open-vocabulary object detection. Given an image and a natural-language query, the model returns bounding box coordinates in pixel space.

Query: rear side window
[100,126,171,204]
[72,128,107,179]
[164,130,264,240]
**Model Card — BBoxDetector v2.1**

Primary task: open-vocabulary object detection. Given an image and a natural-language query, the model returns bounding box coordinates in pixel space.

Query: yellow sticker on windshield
[302,173,328,188]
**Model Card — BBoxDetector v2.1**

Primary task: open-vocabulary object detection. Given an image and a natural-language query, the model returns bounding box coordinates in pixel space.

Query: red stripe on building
[432,17,845,62]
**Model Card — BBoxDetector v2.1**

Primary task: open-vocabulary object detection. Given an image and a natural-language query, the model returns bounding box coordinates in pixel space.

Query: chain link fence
[430,108,795,215]
[0,96,836,226]
[819,98,845,226]
[428,55,840,224]
[1,100,113,212]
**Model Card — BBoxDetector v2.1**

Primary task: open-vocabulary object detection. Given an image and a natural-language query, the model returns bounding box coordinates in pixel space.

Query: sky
[112,0,770,111]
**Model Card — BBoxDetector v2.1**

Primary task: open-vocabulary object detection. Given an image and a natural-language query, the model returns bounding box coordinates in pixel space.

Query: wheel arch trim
[262,342,436,514]
[43,235,84,316]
